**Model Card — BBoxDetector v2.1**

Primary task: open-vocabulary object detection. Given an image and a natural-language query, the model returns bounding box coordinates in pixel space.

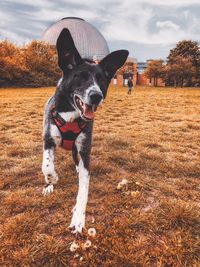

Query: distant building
[42,17,109,61]
[114,59,165,87]
[136,60,165,87]
[137,62,147,74]
[136,62,149,86]
[41,17,164,87]
[112,57,137,86]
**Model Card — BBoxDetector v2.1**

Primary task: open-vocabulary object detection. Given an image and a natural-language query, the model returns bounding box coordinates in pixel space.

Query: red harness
[51,108,86,150]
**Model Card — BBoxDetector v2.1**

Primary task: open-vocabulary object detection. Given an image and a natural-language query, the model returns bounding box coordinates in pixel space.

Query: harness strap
[51,109,66,127]
[51,108,86,150]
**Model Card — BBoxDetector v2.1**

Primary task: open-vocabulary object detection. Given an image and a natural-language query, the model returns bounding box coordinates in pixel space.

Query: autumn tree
[23,41,61,87]
[118,61,134,75]
[165,56,195,87]
[0,40,62,87]
[167,40,200,86]
[144,60,165,87]
[0,41,27,86]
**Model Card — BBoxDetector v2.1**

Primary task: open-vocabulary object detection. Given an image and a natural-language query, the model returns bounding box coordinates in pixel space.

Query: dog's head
[56,28,129,121]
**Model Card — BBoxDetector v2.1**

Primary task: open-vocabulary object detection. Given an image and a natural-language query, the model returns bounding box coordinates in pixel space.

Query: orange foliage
[0,41,27,84]
[0,40,61,87]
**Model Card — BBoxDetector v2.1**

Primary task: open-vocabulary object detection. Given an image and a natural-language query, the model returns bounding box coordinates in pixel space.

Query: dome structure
[41,17,110,60]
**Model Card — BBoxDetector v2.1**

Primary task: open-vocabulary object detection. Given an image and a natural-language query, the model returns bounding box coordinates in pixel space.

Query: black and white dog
[42,28,128,233]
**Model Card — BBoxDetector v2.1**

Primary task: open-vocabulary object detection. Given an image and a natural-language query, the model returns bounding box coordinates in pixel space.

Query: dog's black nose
[88,90,103,105]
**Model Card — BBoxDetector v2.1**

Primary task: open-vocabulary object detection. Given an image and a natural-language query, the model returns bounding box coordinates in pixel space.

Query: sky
[0,0,200,61]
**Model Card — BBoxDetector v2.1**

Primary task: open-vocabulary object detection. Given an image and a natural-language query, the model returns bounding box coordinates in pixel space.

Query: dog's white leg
[42,148,58,195]
[69,158,90,233]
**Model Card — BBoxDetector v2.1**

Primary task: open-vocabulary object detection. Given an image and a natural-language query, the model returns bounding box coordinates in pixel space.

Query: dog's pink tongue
[84,105,95,120]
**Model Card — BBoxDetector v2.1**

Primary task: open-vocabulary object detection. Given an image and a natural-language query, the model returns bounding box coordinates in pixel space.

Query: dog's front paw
[69,209,85,234]
[42,184,54,196]
[44,172,58,185]
[42,163,59,185]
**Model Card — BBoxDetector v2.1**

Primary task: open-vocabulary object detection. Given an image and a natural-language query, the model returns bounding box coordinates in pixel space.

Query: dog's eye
[96,74,105,87]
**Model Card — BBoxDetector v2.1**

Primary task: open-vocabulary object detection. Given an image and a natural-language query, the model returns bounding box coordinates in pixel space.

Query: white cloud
[93,0,200,45]
[34,8,98,23]
[5,0,52,8]
[0,29,31,45]
[100,3,183,44]
[0,0,200,59]
[156,21,180,30]
[142,0,200,6]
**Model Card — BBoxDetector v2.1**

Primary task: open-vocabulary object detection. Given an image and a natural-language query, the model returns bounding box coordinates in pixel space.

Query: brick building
[112,57,137,86]
[112,59,165,87]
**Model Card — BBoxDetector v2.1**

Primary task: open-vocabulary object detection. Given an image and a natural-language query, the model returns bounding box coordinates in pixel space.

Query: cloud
[144,0,200,6]
[98,1,200,46]
[0,0,200,60]
[0,28,31,44]
[156,21,180,30]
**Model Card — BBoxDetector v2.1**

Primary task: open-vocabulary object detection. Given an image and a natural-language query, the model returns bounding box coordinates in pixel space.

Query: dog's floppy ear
[99,50,129,80]
[56,28,83,72]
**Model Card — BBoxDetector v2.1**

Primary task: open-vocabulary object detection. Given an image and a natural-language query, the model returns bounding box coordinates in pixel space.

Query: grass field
[0,85,200,267]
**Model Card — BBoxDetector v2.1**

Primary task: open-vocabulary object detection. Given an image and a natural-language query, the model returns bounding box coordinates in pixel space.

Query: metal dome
[41,17,110,60]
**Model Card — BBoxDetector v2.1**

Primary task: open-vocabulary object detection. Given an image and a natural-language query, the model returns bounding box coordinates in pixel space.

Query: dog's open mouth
[74,95,98,121]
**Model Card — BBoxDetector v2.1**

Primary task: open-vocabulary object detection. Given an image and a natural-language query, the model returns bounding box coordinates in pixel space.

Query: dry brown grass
[0,85,200,267]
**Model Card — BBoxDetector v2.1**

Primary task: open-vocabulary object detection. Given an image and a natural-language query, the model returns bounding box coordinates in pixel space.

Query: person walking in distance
[127,76,133,94]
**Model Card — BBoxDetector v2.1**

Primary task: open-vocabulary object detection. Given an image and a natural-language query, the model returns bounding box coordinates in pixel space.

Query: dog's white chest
[59,111,80,122]
[50,111,80,146]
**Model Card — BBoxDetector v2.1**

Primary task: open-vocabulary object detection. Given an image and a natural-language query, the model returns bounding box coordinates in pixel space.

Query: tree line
[145,40,200,87]
[0,39,199,87]
[0,40,61,87]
